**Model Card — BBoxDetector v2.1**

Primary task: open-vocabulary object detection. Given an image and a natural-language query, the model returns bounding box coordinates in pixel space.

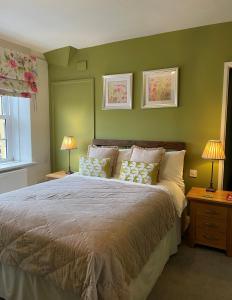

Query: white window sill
[0,161,36,173]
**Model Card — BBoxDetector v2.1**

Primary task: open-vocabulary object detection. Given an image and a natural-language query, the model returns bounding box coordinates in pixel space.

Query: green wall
[45,22,232,190]
[50,79,94,172]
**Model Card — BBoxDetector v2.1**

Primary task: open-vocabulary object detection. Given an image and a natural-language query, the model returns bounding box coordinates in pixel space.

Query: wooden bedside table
[46,171,67,180]
[187,187,232,256]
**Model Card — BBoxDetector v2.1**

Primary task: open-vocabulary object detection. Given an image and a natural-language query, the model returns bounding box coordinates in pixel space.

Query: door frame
[218,62,232,189]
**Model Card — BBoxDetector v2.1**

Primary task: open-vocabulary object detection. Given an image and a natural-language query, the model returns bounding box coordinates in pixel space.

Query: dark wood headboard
[93,139,186,151]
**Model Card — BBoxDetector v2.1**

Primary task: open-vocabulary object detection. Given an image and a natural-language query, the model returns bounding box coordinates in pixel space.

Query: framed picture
[142,68,178,108]
[102,73,133,110]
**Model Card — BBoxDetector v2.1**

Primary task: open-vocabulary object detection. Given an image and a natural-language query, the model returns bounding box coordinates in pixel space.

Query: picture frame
[102,73,133,110]
[142,67,178,108]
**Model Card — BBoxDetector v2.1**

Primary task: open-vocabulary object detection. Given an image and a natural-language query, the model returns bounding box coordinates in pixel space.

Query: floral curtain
[0,47,38,98]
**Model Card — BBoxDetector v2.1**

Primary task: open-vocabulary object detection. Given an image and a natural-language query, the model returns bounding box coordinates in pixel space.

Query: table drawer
[194,202,228,250]
[196,226,226,249]
[196,214,227,233]
[196,203,227,219]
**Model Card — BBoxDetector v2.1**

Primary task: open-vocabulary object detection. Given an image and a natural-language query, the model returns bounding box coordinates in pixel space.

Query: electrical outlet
[189,169,198,178]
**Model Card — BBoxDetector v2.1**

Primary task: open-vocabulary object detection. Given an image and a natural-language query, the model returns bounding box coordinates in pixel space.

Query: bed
[0,139,186,300]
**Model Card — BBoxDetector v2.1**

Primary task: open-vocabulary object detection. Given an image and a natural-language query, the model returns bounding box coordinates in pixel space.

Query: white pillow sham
[87,145,119,176]
[130,145,165,164]
[158,150,186,191]
[114,148,132,178]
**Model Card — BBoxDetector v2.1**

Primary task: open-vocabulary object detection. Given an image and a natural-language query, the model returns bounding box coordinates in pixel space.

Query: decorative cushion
[130,145,165,164]
[159,150,186,191]
[113,148,132,178]
[119,160,159,185]
[87,145,119,176]
[79,157,111,178]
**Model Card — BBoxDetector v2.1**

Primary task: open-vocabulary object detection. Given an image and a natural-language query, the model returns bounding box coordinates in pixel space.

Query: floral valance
[0,47,38,98]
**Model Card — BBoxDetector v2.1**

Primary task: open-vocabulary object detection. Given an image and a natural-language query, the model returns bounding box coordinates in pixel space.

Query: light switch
[190,169,198,178]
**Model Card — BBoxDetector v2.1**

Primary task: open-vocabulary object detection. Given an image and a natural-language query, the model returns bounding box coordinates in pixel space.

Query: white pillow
[114,149,132,178]
[87,145,119,176]
[130,145,165,164]
[159,150,186,191]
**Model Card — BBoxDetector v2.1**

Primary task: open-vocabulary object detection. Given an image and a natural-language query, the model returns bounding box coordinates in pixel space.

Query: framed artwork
[102,73,133,110]
[142,68,178,108]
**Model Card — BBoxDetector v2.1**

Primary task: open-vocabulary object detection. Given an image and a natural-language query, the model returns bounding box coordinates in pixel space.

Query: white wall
[0,169,27,193]
[27,58,50,185]
[0,39,50,190]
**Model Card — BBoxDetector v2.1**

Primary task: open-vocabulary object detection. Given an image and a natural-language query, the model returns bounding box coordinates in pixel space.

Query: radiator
[0,168,28,194]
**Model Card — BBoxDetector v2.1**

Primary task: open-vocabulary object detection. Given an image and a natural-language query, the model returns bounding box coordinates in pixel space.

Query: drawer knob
[204,210,218,215]
[205,223,217,228]
[203,234,218,241]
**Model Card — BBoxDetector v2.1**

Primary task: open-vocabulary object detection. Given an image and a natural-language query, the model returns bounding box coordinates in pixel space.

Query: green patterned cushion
[79,157,111,178]
[119,160,159,184]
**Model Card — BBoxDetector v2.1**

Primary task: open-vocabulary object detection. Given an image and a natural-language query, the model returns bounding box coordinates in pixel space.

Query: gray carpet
[148,243,232,300]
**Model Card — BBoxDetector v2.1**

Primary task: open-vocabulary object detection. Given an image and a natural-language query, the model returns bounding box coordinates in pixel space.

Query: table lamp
[202,140,225,192]
[61,136,77,174]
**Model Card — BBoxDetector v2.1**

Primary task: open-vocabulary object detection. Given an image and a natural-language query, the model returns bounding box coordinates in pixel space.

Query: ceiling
[0,0,232,53]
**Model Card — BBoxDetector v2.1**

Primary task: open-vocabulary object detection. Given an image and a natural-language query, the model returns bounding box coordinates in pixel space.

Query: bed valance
[0,47,38,98]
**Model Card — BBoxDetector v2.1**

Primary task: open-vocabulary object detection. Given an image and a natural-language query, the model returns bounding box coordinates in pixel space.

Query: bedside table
[187,187,232,256]
[46,171,67,180]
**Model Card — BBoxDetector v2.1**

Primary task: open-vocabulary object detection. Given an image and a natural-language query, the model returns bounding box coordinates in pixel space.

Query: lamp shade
[61,136,77,150]
[202,140,225,160]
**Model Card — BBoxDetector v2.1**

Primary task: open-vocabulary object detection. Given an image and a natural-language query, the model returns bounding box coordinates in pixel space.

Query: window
[0,95,32,164]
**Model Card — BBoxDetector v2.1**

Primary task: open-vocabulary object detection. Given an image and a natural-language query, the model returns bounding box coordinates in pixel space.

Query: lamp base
[206,187,216,193]
[66,170,74,175]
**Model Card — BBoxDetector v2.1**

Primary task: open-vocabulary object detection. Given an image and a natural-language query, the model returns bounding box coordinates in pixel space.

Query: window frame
[0,94,32,165]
